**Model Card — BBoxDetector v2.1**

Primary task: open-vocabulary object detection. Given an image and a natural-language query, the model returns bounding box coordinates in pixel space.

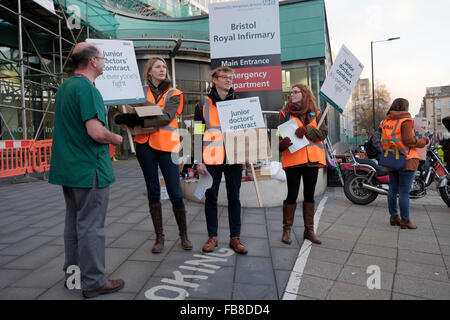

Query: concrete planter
[180,167,327,208]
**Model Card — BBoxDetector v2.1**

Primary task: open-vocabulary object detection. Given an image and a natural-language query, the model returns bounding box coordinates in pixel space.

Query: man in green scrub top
[49,42,124,298]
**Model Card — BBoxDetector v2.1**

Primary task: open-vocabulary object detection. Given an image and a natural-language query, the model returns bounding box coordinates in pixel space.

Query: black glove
[114,114,143,128]
[279,137,293,152]
[295,126,307,139]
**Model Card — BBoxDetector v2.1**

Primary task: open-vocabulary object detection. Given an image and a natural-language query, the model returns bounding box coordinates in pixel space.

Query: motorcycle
[340,142,450,206]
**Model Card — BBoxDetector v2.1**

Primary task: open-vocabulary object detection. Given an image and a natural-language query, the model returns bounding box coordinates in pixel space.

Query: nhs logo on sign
[262,0,276,5]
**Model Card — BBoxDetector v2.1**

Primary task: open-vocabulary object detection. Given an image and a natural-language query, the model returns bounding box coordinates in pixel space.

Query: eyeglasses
[94,56,104,60]
[290,90,301,95]
[217,75,234,81]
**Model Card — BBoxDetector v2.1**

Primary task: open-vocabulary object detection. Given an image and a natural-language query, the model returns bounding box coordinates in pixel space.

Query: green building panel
[0,21,53,53]
[112,0,327,63]
[279,0,326,61]
[1,0,327,63]
[115,15,209,40]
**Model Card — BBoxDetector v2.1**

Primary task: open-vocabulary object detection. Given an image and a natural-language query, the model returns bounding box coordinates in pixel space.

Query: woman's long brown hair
[142,56,171,83]
[285,84,318,112]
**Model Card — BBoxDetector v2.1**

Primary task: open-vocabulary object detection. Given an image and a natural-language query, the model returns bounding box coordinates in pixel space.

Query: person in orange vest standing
[114,57,192,253]
[194,66,248,254]
[381,98,428,229]
[278,84,328,245]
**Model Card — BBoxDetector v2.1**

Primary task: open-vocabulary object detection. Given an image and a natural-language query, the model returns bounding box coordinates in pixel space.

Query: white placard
[414,117,429,160]
[86,39,146,106]
[319,45,364,113]
[277,118,309,153]
[216,97,265,132]
[208,0,281,59]
[33,0,56,14]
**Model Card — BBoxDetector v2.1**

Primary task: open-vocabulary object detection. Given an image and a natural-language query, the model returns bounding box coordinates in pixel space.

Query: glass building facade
[0,0,338,146]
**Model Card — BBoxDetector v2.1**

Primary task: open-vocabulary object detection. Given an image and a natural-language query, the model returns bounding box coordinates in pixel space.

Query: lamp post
[371,37,400,130]
[354,99,358,148]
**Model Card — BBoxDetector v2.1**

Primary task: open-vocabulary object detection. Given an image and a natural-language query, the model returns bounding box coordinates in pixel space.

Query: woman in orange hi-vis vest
[278,84,328,245]
[114,57,192,253]
[381,98,428,230]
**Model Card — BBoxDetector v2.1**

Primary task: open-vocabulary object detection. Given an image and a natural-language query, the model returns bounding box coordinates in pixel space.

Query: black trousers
[205,164,242,238]
[285,166,319,204]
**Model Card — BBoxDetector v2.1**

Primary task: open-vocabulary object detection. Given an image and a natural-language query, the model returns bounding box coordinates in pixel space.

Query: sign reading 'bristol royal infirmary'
[86,39,146,106]
[209,0,282,109]
[319,45,364,114]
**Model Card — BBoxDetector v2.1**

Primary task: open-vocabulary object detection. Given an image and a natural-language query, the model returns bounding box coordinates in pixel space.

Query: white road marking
[282,196,328,300]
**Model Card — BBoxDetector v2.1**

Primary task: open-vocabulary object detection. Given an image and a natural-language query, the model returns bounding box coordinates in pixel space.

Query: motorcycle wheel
[438,180,450,207]
[343,172,379,205]
[410,177,426,198]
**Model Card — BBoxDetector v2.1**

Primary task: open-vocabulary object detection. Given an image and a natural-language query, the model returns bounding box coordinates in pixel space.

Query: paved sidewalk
[287,188,450,300]
[0,159,449,300]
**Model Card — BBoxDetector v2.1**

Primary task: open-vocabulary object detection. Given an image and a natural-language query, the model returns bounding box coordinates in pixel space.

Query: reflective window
[177,80,201,93]
[182,94,201,118]
[281,60,323,106]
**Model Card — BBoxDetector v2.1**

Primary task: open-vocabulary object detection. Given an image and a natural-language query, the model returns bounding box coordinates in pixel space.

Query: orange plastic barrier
[0,140,34,178]
[1,139,118,179]
[31,139,52,173]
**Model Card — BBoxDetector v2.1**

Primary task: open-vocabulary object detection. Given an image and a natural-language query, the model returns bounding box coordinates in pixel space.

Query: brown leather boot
[229,237,248,254]
[149,203,164,253]
[400,218,417,230]
[390,215,401,226]
[202,237,218,252]
[82,279,125,298]
[173,207,193,250]
[303,202,321,244]
[282,201,297,244]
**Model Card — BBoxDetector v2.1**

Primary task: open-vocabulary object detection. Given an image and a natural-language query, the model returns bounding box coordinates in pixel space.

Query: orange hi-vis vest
[280,110,326,169]
[134,87,183,153]
[202,97,225,165]
[381,118,419,160]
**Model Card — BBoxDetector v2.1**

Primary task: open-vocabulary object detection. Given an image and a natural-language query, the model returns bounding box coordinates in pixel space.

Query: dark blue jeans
[388,170,415,220]
[205,164,242,238]
[136,142,184,209]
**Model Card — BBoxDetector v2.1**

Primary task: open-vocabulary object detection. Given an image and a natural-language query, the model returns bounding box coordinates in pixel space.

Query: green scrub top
[49,76,115,188]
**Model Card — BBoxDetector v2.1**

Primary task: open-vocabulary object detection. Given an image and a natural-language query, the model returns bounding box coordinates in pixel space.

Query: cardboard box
[118,104,162,135]
[253,167,272,181]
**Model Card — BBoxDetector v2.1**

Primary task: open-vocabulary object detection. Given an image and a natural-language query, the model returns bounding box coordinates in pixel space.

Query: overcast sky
[323,0,449,116]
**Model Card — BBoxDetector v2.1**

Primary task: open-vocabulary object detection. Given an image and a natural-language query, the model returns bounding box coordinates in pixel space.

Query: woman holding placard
[114,57,192,253]
[278,84,328,245]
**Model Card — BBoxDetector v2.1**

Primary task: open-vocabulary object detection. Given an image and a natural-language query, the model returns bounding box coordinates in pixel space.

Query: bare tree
[355,82,391,137]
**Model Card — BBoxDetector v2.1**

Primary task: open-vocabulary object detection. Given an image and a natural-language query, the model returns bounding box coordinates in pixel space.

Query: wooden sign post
[121,105,136,154]
[250,162,263,208]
